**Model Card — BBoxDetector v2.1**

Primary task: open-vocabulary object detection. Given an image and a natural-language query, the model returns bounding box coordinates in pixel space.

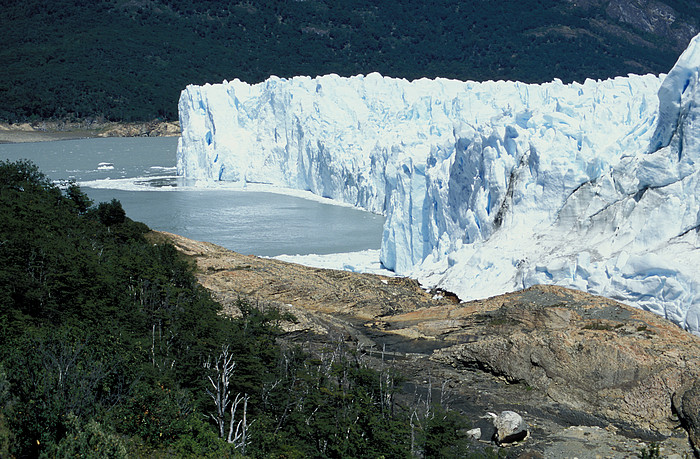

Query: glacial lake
[0,137,385,257]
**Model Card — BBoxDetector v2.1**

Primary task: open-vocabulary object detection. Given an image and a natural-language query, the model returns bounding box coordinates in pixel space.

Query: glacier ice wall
[177,34,700,333]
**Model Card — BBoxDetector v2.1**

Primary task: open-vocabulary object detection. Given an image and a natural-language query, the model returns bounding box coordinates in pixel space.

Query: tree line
[0,0,695,123]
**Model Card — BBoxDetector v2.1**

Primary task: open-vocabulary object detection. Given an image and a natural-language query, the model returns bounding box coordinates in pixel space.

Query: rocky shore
[158,230,700,458]
[0,120,180,143]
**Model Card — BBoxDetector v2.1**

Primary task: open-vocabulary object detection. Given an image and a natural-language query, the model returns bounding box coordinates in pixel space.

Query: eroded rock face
[673,378,700,454]
[428,286,700,435]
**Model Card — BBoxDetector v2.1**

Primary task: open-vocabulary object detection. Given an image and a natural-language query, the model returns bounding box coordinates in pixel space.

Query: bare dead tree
[227,392,251,454]
[439,378,453,410]
[205,345,236,438]
[204,345,252,452]
[425,371,433,419]
[150,323,176,371]
[34,334,124,419]
[41,336,84,391]
[410,400,422,457]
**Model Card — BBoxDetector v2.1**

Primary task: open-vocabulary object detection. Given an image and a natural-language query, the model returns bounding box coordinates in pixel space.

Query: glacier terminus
[177,34,700,334]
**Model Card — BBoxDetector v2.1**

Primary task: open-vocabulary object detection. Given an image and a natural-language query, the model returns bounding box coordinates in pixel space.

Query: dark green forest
[0,159,503,457]
[1,0,698,122]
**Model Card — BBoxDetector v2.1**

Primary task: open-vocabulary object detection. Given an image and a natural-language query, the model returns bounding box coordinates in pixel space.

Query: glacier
[177,34,700,333]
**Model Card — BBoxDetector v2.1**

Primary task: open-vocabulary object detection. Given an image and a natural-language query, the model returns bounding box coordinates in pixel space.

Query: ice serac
[177,34,700,333]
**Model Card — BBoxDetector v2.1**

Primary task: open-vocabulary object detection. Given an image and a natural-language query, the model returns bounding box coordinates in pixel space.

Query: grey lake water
[0,137,385,257]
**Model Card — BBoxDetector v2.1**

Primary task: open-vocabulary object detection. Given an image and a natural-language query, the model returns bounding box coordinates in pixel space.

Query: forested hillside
[1,0,699,122]
[0,160,496,457]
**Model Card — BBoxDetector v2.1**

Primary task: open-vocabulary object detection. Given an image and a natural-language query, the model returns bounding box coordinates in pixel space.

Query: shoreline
[0,120,180,143]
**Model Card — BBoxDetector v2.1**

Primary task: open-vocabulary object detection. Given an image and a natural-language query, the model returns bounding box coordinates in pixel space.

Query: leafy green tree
[49,414,127,459]
[96,198,126,226]
[0,365,13,457]
[423,406,470,458]
[65,181,93,214]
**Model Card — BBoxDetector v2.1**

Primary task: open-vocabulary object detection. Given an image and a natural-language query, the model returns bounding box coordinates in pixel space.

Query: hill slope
[161,230,700,457]
[1,0,699,122]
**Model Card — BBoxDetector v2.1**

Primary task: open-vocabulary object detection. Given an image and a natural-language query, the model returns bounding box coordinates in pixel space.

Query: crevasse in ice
[177,34,700,333]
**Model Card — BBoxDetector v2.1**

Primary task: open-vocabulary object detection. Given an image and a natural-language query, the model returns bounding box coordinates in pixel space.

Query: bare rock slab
[673,377,700,454]
[430,285,700,437]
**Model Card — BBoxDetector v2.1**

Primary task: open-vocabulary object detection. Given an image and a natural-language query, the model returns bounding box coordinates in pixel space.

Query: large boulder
[492,411,528,444]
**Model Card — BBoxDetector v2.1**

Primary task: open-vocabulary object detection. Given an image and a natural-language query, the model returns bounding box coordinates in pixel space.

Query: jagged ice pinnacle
[177,34,700,334]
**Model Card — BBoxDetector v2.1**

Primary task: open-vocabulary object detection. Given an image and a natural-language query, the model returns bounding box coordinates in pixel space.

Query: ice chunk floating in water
[177,34,700,334]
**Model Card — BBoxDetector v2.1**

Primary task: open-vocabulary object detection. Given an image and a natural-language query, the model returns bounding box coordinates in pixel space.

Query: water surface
[0,137,384,256]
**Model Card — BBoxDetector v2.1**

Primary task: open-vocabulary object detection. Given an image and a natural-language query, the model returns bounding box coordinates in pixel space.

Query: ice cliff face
[177,34,700,333]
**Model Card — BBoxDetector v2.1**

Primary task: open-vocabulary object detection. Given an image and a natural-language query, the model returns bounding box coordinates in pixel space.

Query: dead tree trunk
[204,345,236,439]
[204,345,252,452]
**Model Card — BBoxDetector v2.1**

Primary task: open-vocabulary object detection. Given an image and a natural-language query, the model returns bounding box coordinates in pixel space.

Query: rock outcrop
[605,0,698,50]
[97,120,180,138]
[426,286,700,435]
[673,378,700,454]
